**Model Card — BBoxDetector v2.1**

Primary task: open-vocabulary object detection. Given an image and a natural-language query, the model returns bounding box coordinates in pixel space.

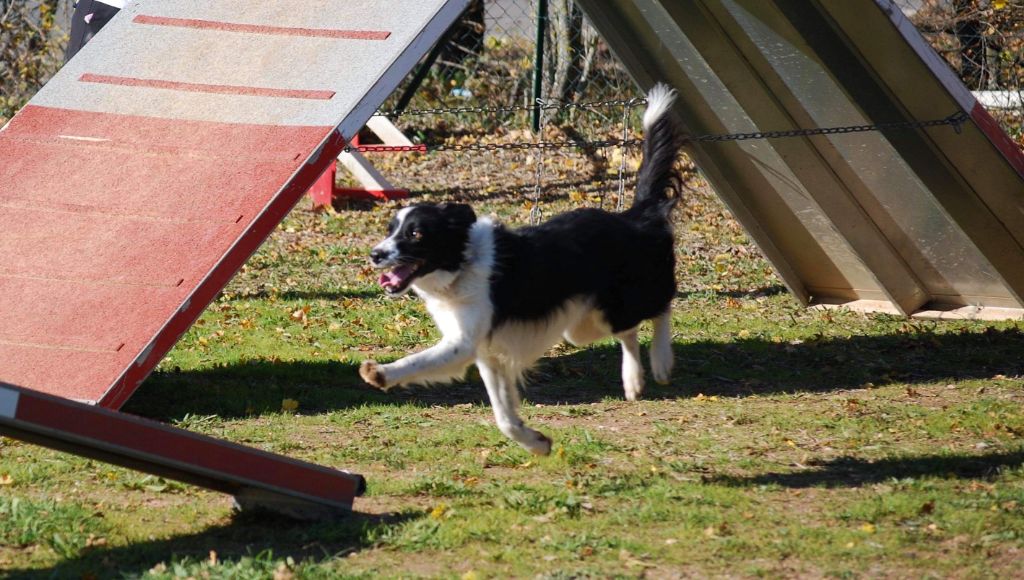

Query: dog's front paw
[360,359,389,390]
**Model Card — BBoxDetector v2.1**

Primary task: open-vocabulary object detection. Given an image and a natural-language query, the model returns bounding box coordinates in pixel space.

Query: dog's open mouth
[378,262,422,294]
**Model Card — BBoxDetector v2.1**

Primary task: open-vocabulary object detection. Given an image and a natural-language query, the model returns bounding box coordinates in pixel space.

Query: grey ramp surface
[34,0,465,128]
[578,0,1024,319]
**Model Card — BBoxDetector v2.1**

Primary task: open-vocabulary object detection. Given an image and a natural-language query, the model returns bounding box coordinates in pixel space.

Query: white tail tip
[642,83,677,131]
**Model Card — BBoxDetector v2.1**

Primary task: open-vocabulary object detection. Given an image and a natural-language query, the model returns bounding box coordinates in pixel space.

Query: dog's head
[369,203,478,295]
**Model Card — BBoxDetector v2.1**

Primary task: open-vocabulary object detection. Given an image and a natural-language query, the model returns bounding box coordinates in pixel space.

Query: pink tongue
[378,263,417,289]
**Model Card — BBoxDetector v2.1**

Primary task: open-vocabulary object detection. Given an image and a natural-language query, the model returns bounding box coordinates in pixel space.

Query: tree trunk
[542,0,583,122]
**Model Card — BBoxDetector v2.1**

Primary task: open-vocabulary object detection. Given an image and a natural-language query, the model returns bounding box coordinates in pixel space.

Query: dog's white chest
[423,298,467,337]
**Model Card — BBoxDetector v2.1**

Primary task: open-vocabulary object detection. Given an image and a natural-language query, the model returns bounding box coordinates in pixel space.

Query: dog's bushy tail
[631,83,686,217]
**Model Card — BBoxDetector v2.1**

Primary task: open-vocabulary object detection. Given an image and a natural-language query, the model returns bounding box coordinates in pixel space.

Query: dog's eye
[410,229,424,240]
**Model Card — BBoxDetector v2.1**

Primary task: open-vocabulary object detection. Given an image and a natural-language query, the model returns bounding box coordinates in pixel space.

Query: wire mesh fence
[383,0,1023,146]
[906,0,1024,143]
[0,0,69,119]
[379,0,639,135]
[371,0,1023,215]
[0,0,1021,145]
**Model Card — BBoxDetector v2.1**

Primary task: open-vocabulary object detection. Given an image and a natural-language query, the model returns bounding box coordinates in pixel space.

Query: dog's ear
[440,203,477,228]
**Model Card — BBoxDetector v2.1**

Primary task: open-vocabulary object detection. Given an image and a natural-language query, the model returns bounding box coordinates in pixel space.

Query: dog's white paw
[651,359,672,386]
[651,346,673,386]
[359,359,389,390]
[623,371,644,401]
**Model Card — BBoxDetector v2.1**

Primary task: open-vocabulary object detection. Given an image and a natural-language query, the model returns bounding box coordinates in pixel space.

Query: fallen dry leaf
[430,503,448,520]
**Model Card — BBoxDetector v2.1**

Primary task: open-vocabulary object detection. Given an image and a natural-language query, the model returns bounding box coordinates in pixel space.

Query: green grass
[0,496,109,560]
[2,156,1024,578]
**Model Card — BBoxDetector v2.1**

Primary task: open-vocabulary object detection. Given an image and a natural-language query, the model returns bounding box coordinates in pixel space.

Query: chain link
[691,111,970,143]
[615,100,637,212]
[343,110,969,154]
[344,138,641,154]
[352,144,428,153]
[374,97,647,119]
[430,137,643,152]
[530,100,549,225]
[530,145,544,225]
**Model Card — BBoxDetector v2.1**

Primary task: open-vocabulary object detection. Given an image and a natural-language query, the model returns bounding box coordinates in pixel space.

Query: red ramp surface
[0,0,468,407]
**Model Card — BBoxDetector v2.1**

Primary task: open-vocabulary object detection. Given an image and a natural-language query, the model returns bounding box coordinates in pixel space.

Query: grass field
[2,147,1023,579]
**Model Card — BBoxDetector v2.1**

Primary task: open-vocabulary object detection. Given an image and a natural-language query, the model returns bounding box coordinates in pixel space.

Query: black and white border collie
[360,84,685,455]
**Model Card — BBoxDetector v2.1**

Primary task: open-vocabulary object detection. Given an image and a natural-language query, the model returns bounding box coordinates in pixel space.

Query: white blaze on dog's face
[369,203,478,295]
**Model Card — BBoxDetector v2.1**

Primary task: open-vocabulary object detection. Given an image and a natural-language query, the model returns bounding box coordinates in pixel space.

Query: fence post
[532,0,548,133]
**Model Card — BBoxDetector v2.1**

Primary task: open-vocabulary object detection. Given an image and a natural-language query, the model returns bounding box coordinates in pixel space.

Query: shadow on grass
[6,509,419,579]
[709,450,1024,488]
[127,326,1024,422]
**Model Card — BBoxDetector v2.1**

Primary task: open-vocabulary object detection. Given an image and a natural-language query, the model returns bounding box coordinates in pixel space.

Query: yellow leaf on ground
[430,503,448,519]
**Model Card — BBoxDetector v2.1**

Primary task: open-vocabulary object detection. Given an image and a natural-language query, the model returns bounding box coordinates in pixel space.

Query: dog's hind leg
[617,327,645,401]
[477,357,552,455]
[650,309,674,385]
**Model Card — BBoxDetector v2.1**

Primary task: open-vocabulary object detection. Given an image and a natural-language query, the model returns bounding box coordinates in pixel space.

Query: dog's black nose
[370,248,388,265]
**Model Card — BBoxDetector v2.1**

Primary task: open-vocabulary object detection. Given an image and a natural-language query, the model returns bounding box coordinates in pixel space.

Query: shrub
[0,0,67,119]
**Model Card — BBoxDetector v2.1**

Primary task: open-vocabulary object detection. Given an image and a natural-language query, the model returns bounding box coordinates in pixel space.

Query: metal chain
[691,111,970,143]
[353,144,428,153]
[374,97,648,119]
[615,99,640,212]
[428,137,643,153]
[344,138,641,154]
[530,100,547,225]
[344,111,970,154]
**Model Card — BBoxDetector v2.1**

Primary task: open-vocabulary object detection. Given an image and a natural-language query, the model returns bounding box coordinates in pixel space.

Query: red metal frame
[0,382,364,518]
[311,134,410,207]
[308,164,340,207]
[969,101,1024,180]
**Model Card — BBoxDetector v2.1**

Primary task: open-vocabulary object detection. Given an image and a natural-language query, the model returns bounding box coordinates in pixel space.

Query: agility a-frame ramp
[0,0,469,515]
[578,0,1024,320]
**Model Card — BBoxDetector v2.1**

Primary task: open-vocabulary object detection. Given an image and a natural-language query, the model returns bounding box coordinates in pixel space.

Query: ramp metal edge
[0,382,365,519]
